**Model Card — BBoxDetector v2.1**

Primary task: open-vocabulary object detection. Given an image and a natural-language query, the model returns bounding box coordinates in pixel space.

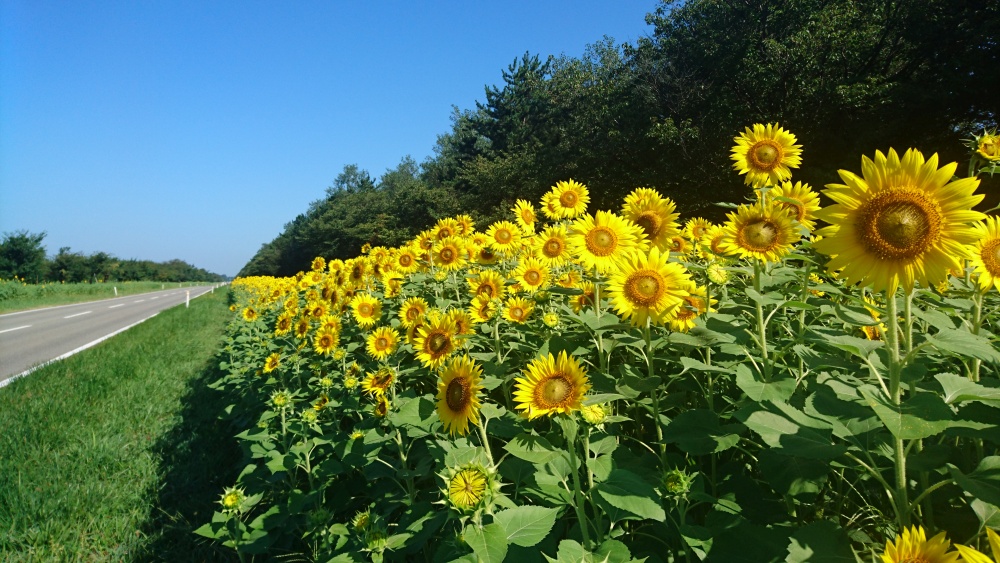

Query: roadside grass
[0,280,212,314]
[0,290,240,561]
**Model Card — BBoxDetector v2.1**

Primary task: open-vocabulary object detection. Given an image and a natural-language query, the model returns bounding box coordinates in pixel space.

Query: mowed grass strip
[0,290,239,561]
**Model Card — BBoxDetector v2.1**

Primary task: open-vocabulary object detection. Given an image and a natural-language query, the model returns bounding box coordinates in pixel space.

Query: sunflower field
[198,126,1000,562]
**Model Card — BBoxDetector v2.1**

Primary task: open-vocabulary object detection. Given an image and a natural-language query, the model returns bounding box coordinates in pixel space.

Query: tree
[0,230,47,282]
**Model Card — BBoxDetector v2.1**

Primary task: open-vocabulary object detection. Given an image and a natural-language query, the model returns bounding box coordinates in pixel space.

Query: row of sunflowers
[197,126,1000,562]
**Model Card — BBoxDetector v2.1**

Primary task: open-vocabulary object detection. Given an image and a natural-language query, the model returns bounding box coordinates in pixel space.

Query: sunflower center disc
[560,192,578,207]
[781,200,806,221]
[511,307,524,319]
[636,212,662,238]
[745,221,778,250]
[446,378,469,411]
[407,308,420,320]
[496,230,511,243]
[539,375,572,406]
[440,248,454,262]
[377,337,389,349]
[429,333,449,353]
[984,240,1000,274]
[750,141,782,170]
[876,202,930,251]
[359,304,372,316]
[626,271,663,306]
[525,271,541,285]
[544,240,562,257]
[400,255,412,266]
[586,227,618,256]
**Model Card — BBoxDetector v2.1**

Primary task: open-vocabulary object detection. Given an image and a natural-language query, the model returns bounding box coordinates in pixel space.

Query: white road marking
[150,297,159,300]
[109,304,124,309]
[64,311,92,319]
[134,299,145,303]
[0,325,31,334]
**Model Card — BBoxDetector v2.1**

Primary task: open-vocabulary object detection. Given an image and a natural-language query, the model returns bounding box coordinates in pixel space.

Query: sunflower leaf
[493,505,558,547]
[949,457,1000,507]
[926,328,1000,364]
[463,523,508,563]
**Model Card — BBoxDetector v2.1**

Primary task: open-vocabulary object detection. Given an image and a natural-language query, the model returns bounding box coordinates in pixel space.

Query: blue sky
[1,1,659,277]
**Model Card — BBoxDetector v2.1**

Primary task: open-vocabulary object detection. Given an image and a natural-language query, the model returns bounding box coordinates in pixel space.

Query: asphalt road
[0,285,218,385]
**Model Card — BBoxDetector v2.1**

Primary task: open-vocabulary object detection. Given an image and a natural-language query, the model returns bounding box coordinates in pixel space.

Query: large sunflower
[445,464,490,512]
[436,355,484,436]
[532,224,570,266]
[433,236,466,271]
[350,293,382,328]
[731,123,803,187]
[512,199,537,233]
[954,528,1000,563]
[771,181,821,231]
[606,246,693,326]
[880,526,959,563]
[486,220,523,256]
[513,256,550,292]
[398,296,429,328]
[668,285,715,333]
[366,326,399,361]
[314,327,340,356]
[513,351,591,420]
[971,216,1000,291]
[467,270,506,300]
[720,203,801,263]
[548,179,590,219]
[568,211,648,274]
[813,148,985,295]
[361,366,396,397]
[621,187,681,251]
[503,296,535,324]
[392,245,420,274]
[414,315,459,370]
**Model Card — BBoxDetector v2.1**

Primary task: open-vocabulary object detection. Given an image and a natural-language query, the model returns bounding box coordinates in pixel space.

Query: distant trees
[0,231,225,283]
[241,0,999,276]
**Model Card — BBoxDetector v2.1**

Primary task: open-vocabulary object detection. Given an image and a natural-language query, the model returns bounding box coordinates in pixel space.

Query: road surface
[0,286,217,386]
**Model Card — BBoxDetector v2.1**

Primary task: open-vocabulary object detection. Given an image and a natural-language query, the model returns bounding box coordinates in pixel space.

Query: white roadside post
[114,286,118,296]
[186,290,190,308]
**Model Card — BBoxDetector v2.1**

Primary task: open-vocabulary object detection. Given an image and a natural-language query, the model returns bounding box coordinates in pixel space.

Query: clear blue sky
[1,1,659,277]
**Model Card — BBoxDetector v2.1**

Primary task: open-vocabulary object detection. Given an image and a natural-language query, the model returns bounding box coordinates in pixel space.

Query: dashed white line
[64,311,92,319]
[134,299,145,303]
[0,325,31,334]
[108,304,124,309]
[150,297,159,300]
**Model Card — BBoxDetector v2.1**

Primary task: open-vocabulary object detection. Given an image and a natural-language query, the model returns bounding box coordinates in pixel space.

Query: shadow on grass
[135,357,242,562]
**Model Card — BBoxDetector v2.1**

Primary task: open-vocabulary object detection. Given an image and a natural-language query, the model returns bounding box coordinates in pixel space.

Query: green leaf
[758,450,828,500]
[786,520,856,563]
[493,505,559,547]
[464,523,508,563]
[504,433,563,465]
[949,456,1000,506]
[810,330,883,359]
[935,373,1000,406]
[735,364,796,402]
[592,469,666,522]
[738,403,845,461]
[860,388,954,440]
[663,409,741,455]
[679,356,730,374]
[926,328,1000,363]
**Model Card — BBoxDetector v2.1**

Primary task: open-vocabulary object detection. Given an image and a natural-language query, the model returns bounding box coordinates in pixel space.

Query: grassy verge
[0,280,213,314]
[0,290,240,561]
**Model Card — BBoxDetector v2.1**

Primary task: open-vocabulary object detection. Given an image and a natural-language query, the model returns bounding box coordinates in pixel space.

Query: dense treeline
[0,230,227,283]
[241,0,999,277]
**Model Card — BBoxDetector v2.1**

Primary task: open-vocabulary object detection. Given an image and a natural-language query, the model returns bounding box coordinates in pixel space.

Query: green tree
[0,230,48,282]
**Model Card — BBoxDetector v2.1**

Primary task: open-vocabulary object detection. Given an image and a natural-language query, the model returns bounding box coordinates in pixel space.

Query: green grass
[0,291,241,561]
[0,280,214,314]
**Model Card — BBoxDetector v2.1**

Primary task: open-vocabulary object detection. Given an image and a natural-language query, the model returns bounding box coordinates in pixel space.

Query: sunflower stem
[476,417,495,469]
[969,287,984,382]
[582,426,604,538]
[886,291,911,529]
[752,260,770,380]
[645,319,666,467]
[595,278,606,372]
[565,418,594,550]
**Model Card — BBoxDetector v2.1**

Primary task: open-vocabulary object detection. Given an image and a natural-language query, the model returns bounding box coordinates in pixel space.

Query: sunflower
[532,225,570,266]
[571,281,597,313]
[293,317,311,339]
[771,181,821,231]
[720,203,801,263]
[319,314,341,333]
[434,217,460,240]
[486,221,523,256]
[468,294,498,324]
[346,257,368,288]
[373,394,391,418]
[474,244,500,265]
[467,270,506,300]
[314,327,340,356]
[684,217,713,242]
[512,199,537,233]
[274,312,294,336]
[954,528,1000,563]
[392,245,420,274]
[971,216,1000,291]
[436,355,484,436]
[455,214,475,235]
[242,306,258,322]
[350,293,382,328]
[263,352,281,373]
[568,211,648,274]
[366,326,399,361]
[621,187,681,251]
[503,296,535,324]
[446,464,490,512]
[433,236,466,271]
[701,224,730,258]
[881,526,959,563]
[307,300,328,319]
[731,123,803,187]
[311,256,326,272]
[706,262,730,285]
[361,366,396,397]
[513,351,591,420]
[668,285,715,332]
[540,191,562,220]
[860,294,886,341]
[381,271,403,298]
[813,148,985,295]
[414,315,459,370]
[666,235,689,258]
[513,257,550,292]
[606,246,693,326]
[548,179,590,219]
[398,296,429,328]
[977,131,1000,161]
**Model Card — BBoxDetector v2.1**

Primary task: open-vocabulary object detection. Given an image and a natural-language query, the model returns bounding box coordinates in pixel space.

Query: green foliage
[0,230,47,282]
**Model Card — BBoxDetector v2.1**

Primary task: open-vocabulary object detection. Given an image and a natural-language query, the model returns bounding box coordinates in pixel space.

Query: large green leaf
[735,364,796,402]
[786,520,856,563]
[926,328,1000,363]
[493,505,559,548]
[737,403,845,461]
[504,433,563,465]
[935,373,1000,406]
[592,468,666,522]
[758,450,829,500]
[663,409,741,455]
[464,523,508,563]
[949,456,1000,507]
[860,389,954,440]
